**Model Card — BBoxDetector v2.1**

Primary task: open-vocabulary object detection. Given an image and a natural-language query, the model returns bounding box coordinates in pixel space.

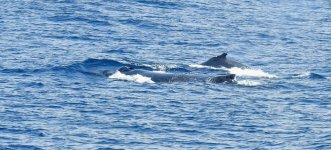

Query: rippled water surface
[1,0,331,149]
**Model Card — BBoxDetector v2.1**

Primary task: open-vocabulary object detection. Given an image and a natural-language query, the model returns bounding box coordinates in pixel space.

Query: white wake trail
[227,67,277,78]
[190,64,277,78]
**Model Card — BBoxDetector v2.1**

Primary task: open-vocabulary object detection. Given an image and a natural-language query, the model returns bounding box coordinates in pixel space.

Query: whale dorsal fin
[217,53,227,58]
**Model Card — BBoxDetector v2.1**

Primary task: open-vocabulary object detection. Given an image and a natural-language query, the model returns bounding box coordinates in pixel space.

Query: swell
[291,72,327,80]
[0,58,153,77]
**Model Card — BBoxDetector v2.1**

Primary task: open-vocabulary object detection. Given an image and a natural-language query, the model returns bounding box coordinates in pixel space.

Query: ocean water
[1,0,330,149]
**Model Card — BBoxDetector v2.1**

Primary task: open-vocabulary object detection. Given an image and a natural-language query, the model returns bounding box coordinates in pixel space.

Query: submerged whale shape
[112,66,235,83]
[201,53,248,69]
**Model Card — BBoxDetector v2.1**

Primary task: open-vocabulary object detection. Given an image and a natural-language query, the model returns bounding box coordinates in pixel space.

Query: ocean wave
[78,58,153,76]
[293,72,326,79]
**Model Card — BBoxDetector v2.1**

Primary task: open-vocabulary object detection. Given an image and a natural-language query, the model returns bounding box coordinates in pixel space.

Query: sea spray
[109,71,155,83]
[228,67,277,78]
[237,80,262,86]
[189,64,277,78]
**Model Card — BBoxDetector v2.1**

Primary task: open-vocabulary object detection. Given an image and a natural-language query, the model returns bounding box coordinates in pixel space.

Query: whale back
[117,66,236,83]
[117,66,191,82]
[209,74,236,83]
[118,66,134,72]
[201,53,247,69]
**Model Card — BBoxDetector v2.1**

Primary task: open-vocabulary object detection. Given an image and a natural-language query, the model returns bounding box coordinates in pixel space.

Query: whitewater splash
[189,64,277,78]
[228,67,277,78]
[109,71,155,83]
[144,64,180,71]
[236,80,262,86]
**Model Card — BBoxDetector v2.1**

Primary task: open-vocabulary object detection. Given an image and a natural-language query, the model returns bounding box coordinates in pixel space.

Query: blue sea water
[0,0,331,149]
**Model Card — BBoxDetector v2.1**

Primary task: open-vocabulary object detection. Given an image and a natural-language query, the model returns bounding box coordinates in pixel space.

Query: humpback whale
[201,53,248,69]
[112,66,235,83]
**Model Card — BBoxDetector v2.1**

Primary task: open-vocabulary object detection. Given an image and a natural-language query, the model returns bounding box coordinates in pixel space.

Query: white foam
[144,64,180,71]
[189,64,226,70]
[158,64,179,71]
[189,64,277,78]
[227,67,277,78]
[109,71,155,83]
[237,80,262,86]
[295,72,311,78]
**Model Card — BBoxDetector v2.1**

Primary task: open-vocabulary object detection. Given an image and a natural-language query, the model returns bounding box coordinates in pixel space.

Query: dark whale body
[114,66,235,83]
[201,53,248,69]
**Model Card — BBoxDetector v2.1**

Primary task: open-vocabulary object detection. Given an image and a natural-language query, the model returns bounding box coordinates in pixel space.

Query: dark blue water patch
[1,58,149,78]
[105,49,132,54]
[47,15,111,26]
[0,58,153,77]
[312,144,331,150]
[172,41,222,47]
[40,29,111,42]
[96,138,121,145]
[319,17,331,22]
[0,68,49,75]
[134,0,183,10]
[308,73,327,79]
[85,1,103,7]
[0,127,45,137]
[97,148,125,150]
[44,0,76,4]
[0,135,19,141]
[0,145,42,150]
[158,138,220,147]
[166,129,204,135]
[0,68,28,74]
[77,58,153,76]
[288,73,327,80]
[109,37,148,45]
[22,82,44,88]
[82,58,123,66]
[256,33,275,39]
[118,18,175,30]
[43,34,98,41]
[280,37,297,44]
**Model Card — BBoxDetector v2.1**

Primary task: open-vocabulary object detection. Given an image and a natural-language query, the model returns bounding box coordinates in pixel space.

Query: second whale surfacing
[110,66,236,83]
[201,53,248,69]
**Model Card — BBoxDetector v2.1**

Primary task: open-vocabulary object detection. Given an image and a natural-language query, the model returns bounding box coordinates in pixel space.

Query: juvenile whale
[201,53,248,69]
[112,66,236,83]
